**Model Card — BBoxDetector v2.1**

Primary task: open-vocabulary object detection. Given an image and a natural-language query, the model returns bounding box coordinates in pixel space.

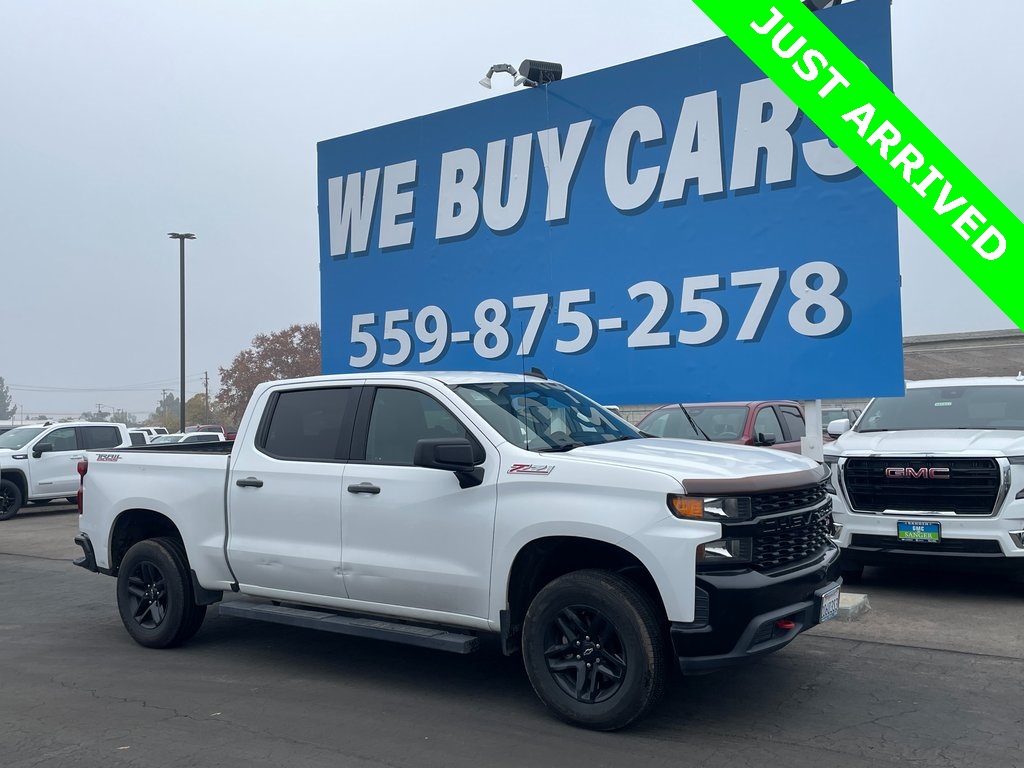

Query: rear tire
[0,479,23,521]
[160,537,207,644]
[522,569,667,731]
[116,537,204,648]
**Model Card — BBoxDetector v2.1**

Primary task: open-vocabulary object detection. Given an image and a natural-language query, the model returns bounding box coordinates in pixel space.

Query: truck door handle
[236,477,264,488]
[347,482,381,495]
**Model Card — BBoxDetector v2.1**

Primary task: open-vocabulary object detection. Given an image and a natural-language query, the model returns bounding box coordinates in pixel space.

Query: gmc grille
[843,458,1001,516]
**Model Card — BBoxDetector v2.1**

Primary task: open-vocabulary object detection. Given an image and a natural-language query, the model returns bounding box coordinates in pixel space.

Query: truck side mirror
[827,418,851,437]
[414,438,476,471]
[32,443,54,458]
[413,438,484,488]
[755,432,777,447]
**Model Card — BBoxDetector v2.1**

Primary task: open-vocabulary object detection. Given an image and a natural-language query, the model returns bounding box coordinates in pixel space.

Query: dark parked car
[638,401,807,453]
[184,424,225,434]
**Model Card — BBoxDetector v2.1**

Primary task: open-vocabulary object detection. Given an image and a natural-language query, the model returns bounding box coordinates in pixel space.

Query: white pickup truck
[825,376,1024,579]
[0,421,131,520]
[75,371,840,730]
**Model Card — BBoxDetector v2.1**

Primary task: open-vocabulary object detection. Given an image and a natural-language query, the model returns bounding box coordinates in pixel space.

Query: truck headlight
[668,495,751,521]
[697,537,753,563]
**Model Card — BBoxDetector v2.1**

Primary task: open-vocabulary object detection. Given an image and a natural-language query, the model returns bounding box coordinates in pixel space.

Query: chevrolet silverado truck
[0,421,130,520]
[75,371,840,730]
[825,376,1024,579]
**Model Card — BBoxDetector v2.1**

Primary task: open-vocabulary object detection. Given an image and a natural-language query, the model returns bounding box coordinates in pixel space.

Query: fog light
[1009,531,1024,549]
[697,537,753,563]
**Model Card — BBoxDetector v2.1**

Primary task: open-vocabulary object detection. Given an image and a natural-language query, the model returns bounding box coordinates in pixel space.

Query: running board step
[218,599,481,654]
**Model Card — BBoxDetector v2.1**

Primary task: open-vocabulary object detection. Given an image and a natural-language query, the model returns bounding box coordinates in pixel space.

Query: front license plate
[898,520,941,543]
[819,586,840,623]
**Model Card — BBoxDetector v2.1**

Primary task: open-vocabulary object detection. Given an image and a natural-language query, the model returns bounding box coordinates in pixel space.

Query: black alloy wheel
[542,605,628,704]
[522,569,667,730]
[116,538,205,648]
[126,560,169,630]
[0,479,23,521]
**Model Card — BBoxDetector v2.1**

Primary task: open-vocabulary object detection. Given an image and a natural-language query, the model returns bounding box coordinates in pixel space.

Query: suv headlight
[668,495,752,521]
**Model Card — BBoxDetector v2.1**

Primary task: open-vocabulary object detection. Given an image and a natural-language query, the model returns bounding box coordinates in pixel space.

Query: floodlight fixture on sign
[803,0,843,10]
[479,60,563,89]
[479,63,518,89]
[516,59,563,87]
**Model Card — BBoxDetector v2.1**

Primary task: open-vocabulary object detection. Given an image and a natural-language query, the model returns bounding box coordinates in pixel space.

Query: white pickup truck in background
[0,421,130,520]
[75,371,840,730]
[825,376,1024,580]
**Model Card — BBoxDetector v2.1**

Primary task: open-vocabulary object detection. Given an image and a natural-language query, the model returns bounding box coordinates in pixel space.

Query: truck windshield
[452,381,641,451]
[858,385,1024,431]
[0,427,45,450]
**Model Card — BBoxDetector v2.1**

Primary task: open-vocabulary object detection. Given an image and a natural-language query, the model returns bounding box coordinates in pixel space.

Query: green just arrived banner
[693,0,1023,331]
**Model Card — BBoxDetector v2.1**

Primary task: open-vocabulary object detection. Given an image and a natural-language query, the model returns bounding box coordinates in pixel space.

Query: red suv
[637,401,808,453]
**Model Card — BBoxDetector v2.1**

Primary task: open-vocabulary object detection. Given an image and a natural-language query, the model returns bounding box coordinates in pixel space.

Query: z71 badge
[507,464,555,475]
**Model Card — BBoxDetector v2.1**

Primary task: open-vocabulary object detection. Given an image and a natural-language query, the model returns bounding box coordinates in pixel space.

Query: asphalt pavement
[2,504,1023,768]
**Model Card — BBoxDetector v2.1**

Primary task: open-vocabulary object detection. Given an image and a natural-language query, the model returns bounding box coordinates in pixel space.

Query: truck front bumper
[671,545,841,674]
[833,495,1024,572]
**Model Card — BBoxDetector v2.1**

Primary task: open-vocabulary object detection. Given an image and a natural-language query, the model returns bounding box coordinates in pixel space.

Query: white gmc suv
[825,376,1024,579]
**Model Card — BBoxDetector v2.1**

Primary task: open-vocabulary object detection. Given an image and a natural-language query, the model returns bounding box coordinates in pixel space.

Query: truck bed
[120,441,234,454]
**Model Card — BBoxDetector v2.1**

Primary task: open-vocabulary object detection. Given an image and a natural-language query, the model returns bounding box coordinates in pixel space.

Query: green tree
[78,408,133,424]
[185,393,225,427]
[216,323,321,424]
[148,391,181,432]
[0,377,14,420]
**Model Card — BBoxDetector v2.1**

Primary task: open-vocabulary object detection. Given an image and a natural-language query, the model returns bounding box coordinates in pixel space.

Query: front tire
[0,479,23,521]
[522,569,667,731]
[116,538,204,648]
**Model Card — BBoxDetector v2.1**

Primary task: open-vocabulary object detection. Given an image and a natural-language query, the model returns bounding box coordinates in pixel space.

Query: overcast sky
[1,0,1018,420]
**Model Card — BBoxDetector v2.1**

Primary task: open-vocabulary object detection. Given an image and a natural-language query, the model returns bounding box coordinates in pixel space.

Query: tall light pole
[168,232,196,433]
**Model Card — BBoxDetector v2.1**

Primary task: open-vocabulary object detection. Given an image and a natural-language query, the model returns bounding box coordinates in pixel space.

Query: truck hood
[560,438,823,489]
[828,429,1024,456]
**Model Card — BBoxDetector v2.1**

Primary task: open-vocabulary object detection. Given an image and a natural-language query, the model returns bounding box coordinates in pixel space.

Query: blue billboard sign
[317,0,902,403]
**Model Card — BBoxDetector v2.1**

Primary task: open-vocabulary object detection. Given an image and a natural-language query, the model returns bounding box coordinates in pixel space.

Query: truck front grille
[843,458,1001,516]
[753,501,833,571]
[750,482,828,517]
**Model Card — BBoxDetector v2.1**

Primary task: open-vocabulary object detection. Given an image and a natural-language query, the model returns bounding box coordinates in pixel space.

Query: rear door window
[81,426,124,449]
[259,387,355,461]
